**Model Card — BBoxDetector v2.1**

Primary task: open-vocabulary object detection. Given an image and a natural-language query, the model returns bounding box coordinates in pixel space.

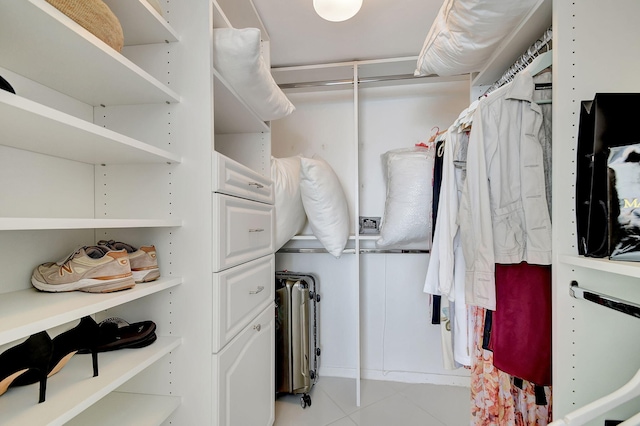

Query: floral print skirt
[470,306,552,425]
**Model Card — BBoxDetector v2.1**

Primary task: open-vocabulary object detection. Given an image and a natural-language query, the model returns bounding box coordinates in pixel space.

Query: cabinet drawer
[212,304,275,426]
[213,151,273,204]
[213,194,274,271]
[212,254,274,352]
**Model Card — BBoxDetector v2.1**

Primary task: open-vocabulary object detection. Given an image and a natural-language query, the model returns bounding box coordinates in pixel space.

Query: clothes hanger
[525,50,553,77]
[549,367,640,425]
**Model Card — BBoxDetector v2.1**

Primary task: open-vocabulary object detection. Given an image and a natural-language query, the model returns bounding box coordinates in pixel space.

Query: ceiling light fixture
[313,0,363,22]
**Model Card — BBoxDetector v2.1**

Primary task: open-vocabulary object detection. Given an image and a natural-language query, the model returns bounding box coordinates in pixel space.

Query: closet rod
[277,248,357,254]
[359,249,429,254]
[485,27,552,95]
[276,248,429,254]
[278,74,462,90]
[570,281,640,319]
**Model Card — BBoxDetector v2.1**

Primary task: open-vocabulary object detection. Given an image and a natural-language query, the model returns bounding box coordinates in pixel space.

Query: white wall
[272,78,471,384]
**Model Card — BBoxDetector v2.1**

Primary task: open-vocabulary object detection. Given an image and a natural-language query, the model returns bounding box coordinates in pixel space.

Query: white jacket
[458,71,552,310]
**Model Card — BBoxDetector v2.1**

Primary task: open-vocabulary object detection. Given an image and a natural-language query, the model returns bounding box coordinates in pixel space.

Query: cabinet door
[213,193,274,271]
[213,304,275,426]
[212,254,275,352]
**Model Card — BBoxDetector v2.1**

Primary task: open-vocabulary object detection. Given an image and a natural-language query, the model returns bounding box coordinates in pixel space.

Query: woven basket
[46,0,124,52]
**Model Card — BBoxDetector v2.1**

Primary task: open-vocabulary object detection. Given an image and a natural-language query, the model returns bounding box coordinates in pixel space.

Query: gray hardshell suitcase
[275,272,321,409]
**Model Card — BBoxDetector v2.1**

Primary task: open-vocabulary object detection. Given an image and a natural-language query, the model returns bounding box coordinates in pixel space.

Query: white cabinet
[211,2,276,425]
[212,304,275,426]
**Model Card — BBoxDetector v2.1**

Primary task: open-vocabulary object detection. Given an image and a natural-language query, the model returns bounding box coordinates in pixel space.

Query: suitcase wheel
[309,291,321,303]
[300,394,312,408]
[310,370,315,380]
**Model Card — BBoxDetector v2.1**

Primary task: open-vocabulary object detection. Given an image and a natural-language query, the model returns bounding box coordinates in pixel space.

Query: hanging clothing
[470,306,553,426]
[431,139,445,325]
[459,70,552,310]
[424,128,471,367]
[491,262,552,386]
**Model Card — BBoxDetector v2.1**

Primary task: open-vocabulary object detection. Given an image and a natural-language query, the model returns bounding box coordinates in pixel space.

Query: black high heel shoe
[13,316,100,401]
[49,316,100,379]
[0,331,52,403]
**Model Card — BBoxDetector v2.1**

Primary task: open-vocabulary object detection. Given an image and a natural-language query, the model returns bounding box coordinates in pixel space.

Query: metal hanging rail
[569,281,640,319]
[485,27,553,95]
[276,248,429,254]
[277,74,467,90]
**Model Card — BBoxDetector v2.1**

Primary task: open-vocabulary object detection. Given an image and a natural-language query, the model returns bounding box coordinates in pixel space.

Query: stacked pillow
[271,155,350,258]
[213,28,295,121]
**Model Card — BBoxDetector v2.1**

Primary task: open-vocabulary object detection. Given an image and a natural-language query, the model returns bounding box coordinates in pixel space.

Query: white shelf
[103,0,179,45]
[213,69,270,134]
[65,391,181,426]
[472,0,552,87]
[0,218,182,231]
[0,336,181,426]
[215,0,270,41]
[0,92,181,165]
[290,235,358,240]
[0,0,180,106]
[560,255,640,279]
[212,0,233,29]
[0,278,182,346]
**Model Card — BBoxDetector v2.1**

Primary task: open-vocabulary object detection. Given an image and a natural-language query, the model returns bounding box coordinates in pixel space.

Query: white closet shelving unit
[0,0,276,424]
[0,0,185,424]
[553,0,640,423]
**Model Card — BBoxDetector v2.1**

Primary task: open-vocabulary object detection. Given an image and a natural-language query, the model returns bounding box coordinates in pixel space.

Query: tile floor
[274,377,471,426]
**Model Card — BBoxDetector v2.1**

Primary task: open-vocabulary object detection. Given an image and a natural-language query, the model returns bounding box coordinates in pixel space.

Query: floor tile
[326,417,358,426]
[274,384,346,426]
[401,383,471,426]
[317,377,399,415]
[348,393,445,426]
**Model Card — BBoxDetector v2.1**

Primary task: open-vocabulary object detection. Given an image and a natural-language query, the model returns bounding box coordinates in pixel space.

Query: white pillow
[213,28,295,121]
[377,147,435,248]
[414,0,539,76]
[271,156,307,251]
[299,156,349,258]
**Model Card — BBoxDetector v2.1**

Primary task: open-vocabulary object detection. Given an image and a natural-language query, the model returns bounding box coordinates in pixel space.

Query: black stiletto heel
[48,316,100,378]
[0,331,52,403]
[14,316,100,401]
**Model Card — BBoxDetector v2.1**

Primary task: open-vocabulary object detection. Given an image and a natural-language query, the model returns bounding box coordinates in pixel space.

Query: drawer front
[213,151,273,204]
[212,254,275,352]
[212,304,275,426]
[213,194,274,271]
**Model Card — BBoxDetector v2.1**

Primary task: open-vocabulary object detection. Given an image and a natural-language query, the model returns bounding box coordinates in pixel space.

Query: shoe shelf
[65,391,181,426]
[213,68,270,134]
[559,254,640,279]
[0,336,181,426]
[103,0,179,46]
[0,0,179,106]
[0,218,182,231]
[0,278,182,347]
[0,91,181,165]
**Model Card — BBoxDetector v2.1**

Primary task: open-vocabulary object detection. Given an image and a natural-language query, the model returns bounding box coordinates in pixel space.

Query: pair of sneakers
[31,240,160,293]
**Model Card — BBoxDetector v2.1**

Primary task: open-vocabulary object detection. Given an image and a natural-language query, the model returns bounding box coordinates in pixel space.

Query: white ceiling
[251,0,443,68]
